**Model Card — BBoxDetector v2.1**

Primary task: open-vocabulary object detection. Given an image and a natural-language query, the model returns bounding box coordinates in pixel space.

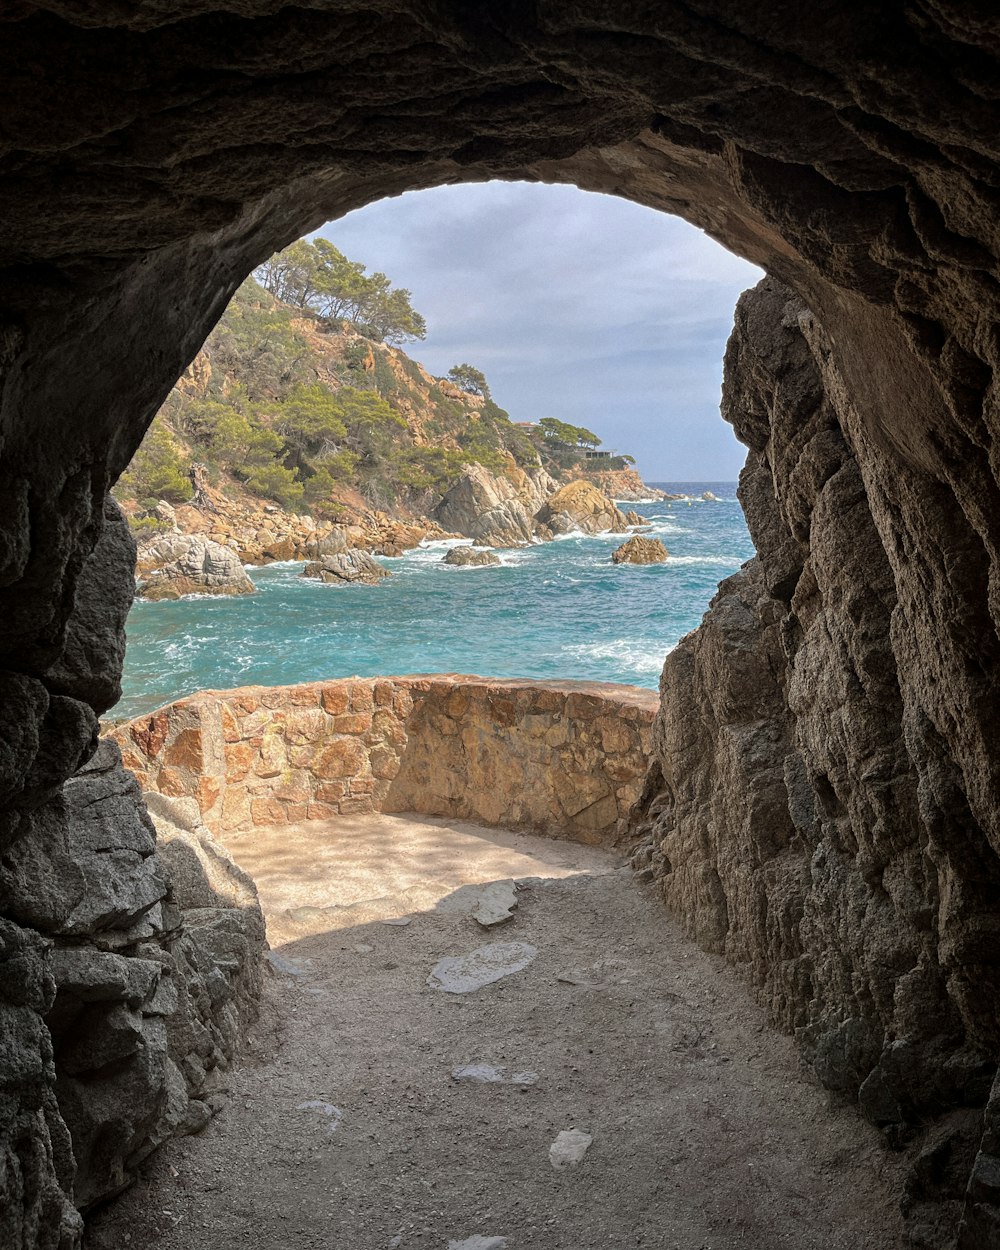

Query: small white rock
[297,1100,343,1134]
[549,1128,593,1169]
[452,1063,504,1083]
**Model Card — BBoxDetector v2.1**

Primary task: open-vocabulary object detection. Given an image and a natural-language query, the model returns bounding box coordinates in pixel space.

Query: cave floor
[85,813,903,1250]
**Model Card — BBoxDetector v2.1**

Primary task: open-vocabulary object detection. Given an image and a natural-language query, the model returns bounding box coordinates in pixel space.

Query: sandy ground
[85,813,904,1250]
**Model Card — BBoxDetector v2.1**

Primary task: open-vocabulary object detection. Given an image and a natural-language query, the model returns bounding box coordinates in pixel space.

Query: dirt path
[86,814,903,1249]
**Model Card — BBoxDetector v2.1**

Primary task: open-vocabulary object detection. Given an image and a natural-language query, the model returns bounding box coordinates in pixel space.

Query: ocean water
[114,482,754,719]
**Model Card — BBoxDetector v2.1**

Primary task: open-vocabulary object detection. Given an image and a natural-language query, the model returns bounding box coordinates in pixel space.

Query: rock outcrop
[611,536,667,565]
[432,462,549,547]
[564,467,665,503]
[628,278,1000,1243]
[534,480,630,539]
[0,740,265,1217]
[301,550,389,585]
[443,546,501,567]
[135,535,255,601]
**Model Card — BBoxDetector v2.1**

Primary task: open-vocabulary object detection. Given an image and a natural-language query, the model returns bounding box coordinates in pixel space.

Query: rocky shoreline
[133,464,662,598]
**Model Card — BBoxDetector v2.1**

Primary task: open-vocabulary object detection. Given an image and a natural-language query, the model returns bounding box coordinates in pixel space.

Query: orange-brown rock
[611,536,668,564]
[109,676,655,844]
[534,480,629,539]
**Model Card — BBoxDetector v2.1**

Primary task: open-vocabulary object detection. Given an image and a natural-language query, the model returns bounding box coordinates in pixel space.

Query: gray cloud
[315,182,762,480]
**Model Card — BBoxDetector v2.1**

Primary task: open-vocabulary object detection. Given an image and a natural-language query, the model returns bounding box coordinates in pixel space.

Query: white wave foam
[562,638,674,674]
[666,554,745,568]
[642,521,688,536]
[417,538,471,551]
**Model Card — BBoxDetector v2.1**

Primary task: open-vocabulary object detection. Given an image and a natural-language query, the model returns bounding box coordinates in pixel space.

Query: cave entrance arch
[117,182,762,711]
[2,7,1000,1247]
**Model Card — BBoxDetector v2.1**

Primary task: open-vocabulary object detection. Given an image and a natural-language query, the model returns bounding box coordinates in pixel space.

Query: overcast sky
[315,183,762,481]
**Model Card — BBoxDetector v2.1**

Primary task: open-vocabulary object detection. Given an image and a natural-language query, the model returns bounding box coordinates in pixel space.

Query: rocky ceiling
[2,4,1000,1247]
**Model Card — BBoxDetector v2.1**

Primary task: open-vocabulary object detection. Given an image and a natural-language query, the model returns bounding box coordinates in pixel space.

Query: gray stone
[46,497,136,715]
[451,1064,538,1085]
[472,880,518,927]
[443,546,502,567]
[548,1128,593,1169]
[304,528,349,559]
[427,943,537,994]
[433,463,554,544]
[136,533,255,600]
[302,550,390,586]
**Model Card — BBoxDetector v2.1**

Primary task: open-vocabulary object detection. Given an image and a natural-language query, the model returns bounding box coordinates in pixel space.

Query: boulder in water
[303,528,350,560]
[534,480,629,538]
[443,546,501,567]
[611,536,668,565]
[302,550,390,585]
[136,533,255,600]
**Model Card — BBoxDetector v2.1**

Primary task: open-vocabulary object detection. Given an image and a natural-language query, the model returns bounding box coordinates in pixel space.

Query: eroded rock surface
[628,278,1000,1241]
[534,480,630,539]
[136,534,255,601]
[443,546,501,568]
[611,536,667,565]
[0,740,265,1217]
[301,550,390,585]
[433,463,553,548]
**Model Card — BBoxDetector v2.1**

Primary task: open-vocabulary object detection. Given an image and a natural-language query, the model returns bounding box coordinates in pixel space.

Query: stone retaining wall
[110,675,657,845]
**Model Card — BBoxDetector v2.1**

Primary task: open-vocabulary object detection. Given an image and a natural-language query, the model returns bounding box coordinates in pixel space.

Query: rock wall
[628,277,1000,1244]
[0,497,266,1244]
[110,676,656,845]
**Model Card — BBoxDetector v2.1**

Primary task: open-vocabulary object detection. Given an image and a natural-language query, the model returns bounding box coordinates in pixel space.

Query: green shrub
[114,424,193,504]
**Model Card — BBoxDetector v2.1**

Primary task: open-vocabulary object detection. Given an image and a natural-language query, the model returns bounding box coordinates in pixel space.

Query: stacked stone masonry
[111,676,657,846]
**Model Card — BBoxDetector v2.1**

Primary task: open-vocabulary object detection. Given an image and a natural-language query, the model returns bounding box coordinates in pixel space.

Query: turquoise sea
[115,482,754,719]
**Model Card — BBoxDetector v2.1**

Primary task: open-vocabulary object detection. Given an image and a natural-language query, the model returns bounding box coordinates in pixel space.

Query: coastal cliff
[117,278,661,593]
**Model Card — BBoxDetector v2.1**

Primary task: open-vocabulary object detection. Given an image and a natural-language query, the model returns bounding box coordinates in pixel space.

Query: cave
[2,4,1000,1247]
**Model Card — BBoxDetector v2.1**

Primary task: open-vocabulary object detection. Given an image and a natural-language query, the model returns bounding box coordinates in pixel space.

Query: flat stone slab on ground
[448,1238,508,1249]
[451,1063,538,1085]
[549,1128,593,1169]
[427,942,537,993]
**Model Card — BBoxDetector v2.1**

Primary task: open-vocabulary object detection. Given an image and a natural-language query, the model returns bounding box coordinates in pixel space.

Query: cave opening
[114,182,762,715]
[2,6,1000,1248]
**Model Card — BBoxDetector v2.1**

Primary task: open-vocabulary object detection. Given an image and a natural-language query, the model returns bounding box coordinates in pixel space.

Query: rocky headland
[119,281,660,599]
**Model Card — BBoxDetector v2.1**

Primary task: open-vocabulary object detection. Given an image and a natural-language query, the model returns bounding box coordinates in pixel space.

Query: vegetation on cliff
[115,239,647,531]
